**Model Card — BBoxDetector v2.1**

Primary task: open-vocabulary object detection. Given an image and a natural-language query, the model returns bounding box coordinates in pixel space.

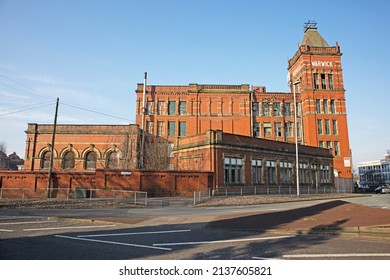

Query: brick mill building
[136,22,352,181]
[0,22,350,196]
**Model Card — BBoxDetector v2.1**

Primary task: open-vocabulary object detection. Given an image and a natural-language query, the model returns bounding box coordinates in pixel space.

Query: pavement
[206,199,390,238]
[100,197,390,238]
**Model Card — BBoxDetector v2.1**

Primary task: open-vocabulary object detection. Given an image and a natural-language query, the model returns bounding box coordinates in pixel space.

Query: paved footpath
[206,199,390,236]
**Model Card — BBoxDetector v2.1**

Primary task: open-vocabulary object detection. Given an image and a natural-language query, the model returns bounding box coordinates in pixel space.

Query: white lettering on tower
[311,61,333,67]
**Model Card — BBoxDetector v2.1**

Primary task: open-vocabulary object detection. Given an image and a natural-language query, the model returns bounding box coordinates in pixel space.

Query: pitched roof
[300,27,330,47]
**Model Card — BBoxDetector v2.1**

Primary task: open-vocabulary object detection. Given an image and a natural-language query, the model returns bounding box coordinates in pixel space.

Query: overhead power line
[0,102,56,117]
[61,102,134,122]
[0,73,54,100]
[0,73,135,123]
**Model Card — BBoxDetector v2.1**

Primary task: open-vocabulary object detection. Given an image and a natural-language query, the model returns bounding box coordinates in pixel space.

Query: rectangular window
[299,163,309,184]
[168,121,176,136]
[252,102,259,116]
[332,120,338,135]
[328,74,334,90]
[224,157,243,184]
[266,160,276,184]
[316,99,321,113]
[323,99,328,114]
[275,122,282,137]
[317,119,323,135]
[179,101,187,115]
[273,102,281,116]
[319,141,324,148]
[285,122,293,137]
[314,73,319,89]
[253,122,260,137]
[320,164,330,183]
[168,101,176,115]
[325,119,331,135]
[321,73,326,89]
[326,141,332,149]
[280,161,292,184]
[284,102,291,116]
[252,159,262,184]
[179,121,186,137]
[146,121,154,134]
[334,141,340,156]
[157,121,165,136]
[330,100,336,114]
[263,122,272,136]
[157,101,165,115]
[262,102,270,116]
[146,101,154,115]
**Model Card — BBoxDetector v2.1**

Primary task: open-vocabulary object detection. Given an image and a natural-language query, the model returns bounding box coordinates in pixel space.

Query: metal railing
[194,185,353,205]
[0,188,148,206]
[193,189,211,206]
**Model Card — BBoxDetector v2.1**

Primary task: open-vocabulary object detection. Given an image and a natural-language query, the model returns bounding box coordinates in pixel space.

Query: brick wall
[0,169,213,198]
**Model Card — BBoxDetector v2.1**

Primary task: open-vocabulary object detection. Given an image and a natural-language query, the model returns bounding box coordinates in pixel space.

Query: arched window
[85,151,97,169]
[62,151,75,169]
[40,151,51,169]
[106,151,119,169]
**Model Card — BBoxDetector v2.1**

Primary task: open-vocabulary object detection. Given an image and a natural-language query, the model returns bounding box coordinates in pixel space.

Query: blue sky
[0,0,389,170]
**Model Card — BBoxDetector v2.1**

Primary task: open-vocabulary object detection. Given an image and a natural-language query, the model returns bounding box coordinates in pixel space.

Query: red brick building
[174,130,333,189]
[136,23,351,179]
[0,23,347,197]
[24,124,140,172]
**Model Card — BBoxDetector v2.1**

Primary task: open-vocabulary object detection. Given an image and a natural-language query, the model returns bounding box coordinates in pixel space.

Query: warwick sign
[311,61,333,67]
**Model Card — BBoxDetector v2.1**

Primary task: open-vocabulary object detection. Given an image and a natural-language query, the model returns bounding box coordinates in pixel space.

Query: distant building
[0,151,24,170]
[357,151,390,189]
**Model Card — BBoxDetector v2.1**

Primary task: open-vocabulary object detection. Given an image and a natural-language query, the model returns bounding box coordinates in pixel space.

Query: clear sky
[0,0,389,171]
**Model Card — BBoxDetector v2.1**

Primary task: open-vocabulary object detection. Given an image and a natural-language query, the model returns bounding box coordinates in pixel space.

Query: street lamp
[292,80,301,196]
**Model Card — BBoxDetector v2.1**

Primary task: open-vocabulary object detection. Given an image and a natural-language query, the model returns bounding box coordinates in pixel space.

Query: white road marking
[23,224,116,231]
[252,256,280,260]
[0,229,14,232]
[0,216,38,220]
[55,234,172,251]
[153,235,295,246]
[0,220,57,226]
[78,229,191,238]
[283,253,390,259]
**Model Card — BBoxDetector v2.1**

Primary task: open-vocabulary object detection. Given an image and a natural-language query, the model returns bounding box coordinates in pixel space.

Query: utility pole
[47,98,59,198]
[139,72,147,169]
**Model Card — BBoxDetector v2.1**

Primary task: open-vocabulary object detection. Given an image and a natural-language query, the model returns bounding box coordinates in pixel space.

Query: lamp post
[292,80,301,196]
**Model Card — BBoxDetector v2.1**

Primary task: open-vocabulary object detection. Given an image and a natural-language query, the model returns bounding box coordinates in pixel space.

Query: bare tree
[0,142,7,154]
[139,132,171,170]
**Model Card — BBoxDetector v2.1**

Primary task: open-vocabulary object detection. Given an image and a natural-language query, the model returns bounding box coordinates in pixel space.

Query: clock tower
[288,21,352,178]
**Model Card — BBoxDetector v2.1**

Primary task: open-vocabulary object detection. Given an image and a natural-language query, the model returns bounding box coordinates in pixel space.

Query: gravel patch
[0,199,144,209]
[0,194,368,209]
[196,193,369,207]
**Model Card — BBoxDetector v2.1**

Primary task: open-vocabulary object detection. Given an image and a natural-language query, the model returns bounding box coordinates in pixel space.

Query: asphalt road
[1,195,390,260]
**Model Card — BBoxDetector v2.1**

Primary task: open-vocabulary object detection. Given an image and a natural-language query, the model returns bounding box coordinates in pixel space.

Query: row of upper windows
[144,100,296,117]
[40,150,121,170]
[313,73,334,90]
[317,119,338,135]
[315,99,337,114]
[146,120,187,137]
[253,122,301,139]
[145,101,187,116]
[143,98,339,117]
[252,102,293,117]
